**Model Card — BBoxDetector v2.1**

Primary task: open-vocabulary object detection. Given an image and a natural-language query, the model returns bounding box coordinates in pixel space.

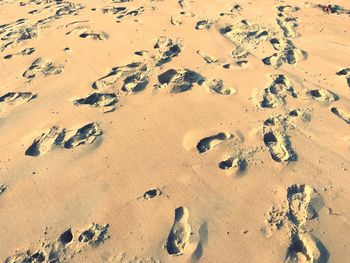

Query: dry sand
[0,0,349,262]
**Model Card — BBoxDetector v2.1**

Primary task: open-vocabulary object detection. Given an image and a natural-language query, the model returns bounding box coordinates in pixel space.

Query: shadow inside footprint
[197,132,232,153]
[78,223,109,246]
[285,233,329,263]
[219,157,247,175]
[59,229,73,245]
[157,69,203,93]
[166,207,191,256]
[143,188,162,200]
[263,131,297,162]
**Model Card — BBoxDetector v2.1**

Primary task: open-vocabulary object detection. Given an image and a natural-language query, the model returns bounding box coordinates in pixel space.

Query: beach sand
[0,0,349,262]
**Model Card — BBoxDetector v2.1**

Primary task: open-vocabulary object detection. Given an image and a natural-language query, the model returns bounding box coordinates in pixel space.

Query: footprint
[259,74,298,108]
[73,93,118,112]
[331,107,350,124]
[263,38,306,68]
[157,69,202,93]
[79,31,109,40]
[6,222,109,263]
[263,129,296,163]
[336,67,350,87]
[143,188,162,200]
[196,50,218,64]
[0,92,36,106]
[101,6,145,21]
[166,207,191,256]
[55,2,84,17]
[0,18,38,52]
[266,184,327,263]
[63,123,102,149]
[59,229,73,245]
[231,46,250,60]
[5,250,46,263]
[308,88,338,102]
[26,123,102,156]
[276,6,299,38]
[263,116,297,163]
[221,20,270,51]
[4,47,35,59]
[285,233,326,263]
[0,184,7,195]
[92,62,148,92]
[316,4,350,15]
[152,36,182,66]
[1,3,83,52]
[195,19,212,30]
[219,154,246,172]
[287,184,321,227]
[25,126,64,156]
[23,57,64,79]
[122,69,149,93]
[196,132,232,153]
[78,223,109,246]
[203,79,235,95]
[277,17,298,39]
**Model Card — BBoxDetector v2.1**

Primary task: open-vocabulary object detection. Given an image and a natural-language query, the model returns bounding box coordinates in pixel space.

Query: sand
[0,0,349,262]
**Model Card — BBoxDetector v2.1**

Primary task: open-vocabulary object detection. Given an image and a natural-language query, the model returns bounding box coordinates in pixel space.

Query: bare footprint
[143,188,162,200]
[259,74,298,108]
[0,92,36,106]
[79,30,109,40]
[6,223,109,263]
[266,184,327,263]
[263,129,296,163]
[25,126,64,156]
[287,184,322,227]
[26,123,102,156]
[23,57,63,79]
[336,67,350,88]
[152,36,182,66]
[220,20,270,51]
[219,154,247,173]
[73,93,118,112]
[63,123,102,149]
[157,69,202,93]
[203,79,236,95]
[78,223,109,246]
[331,107,350,124]
[196,132,232,153]
[263,116,297,163]
[195,19,213,30]
[92,62,148,92]
[308,88,338,103]
[276,5,299,38]
[101,6,145,21]
[166,207,191,256]
[4,47,35,59]
[263,38,306,68]
[285,233,327,263]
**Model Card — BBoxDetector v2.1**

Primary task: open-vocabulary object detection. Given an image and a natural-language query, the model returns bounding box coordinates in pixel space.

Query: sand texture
[0,0,349,262]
